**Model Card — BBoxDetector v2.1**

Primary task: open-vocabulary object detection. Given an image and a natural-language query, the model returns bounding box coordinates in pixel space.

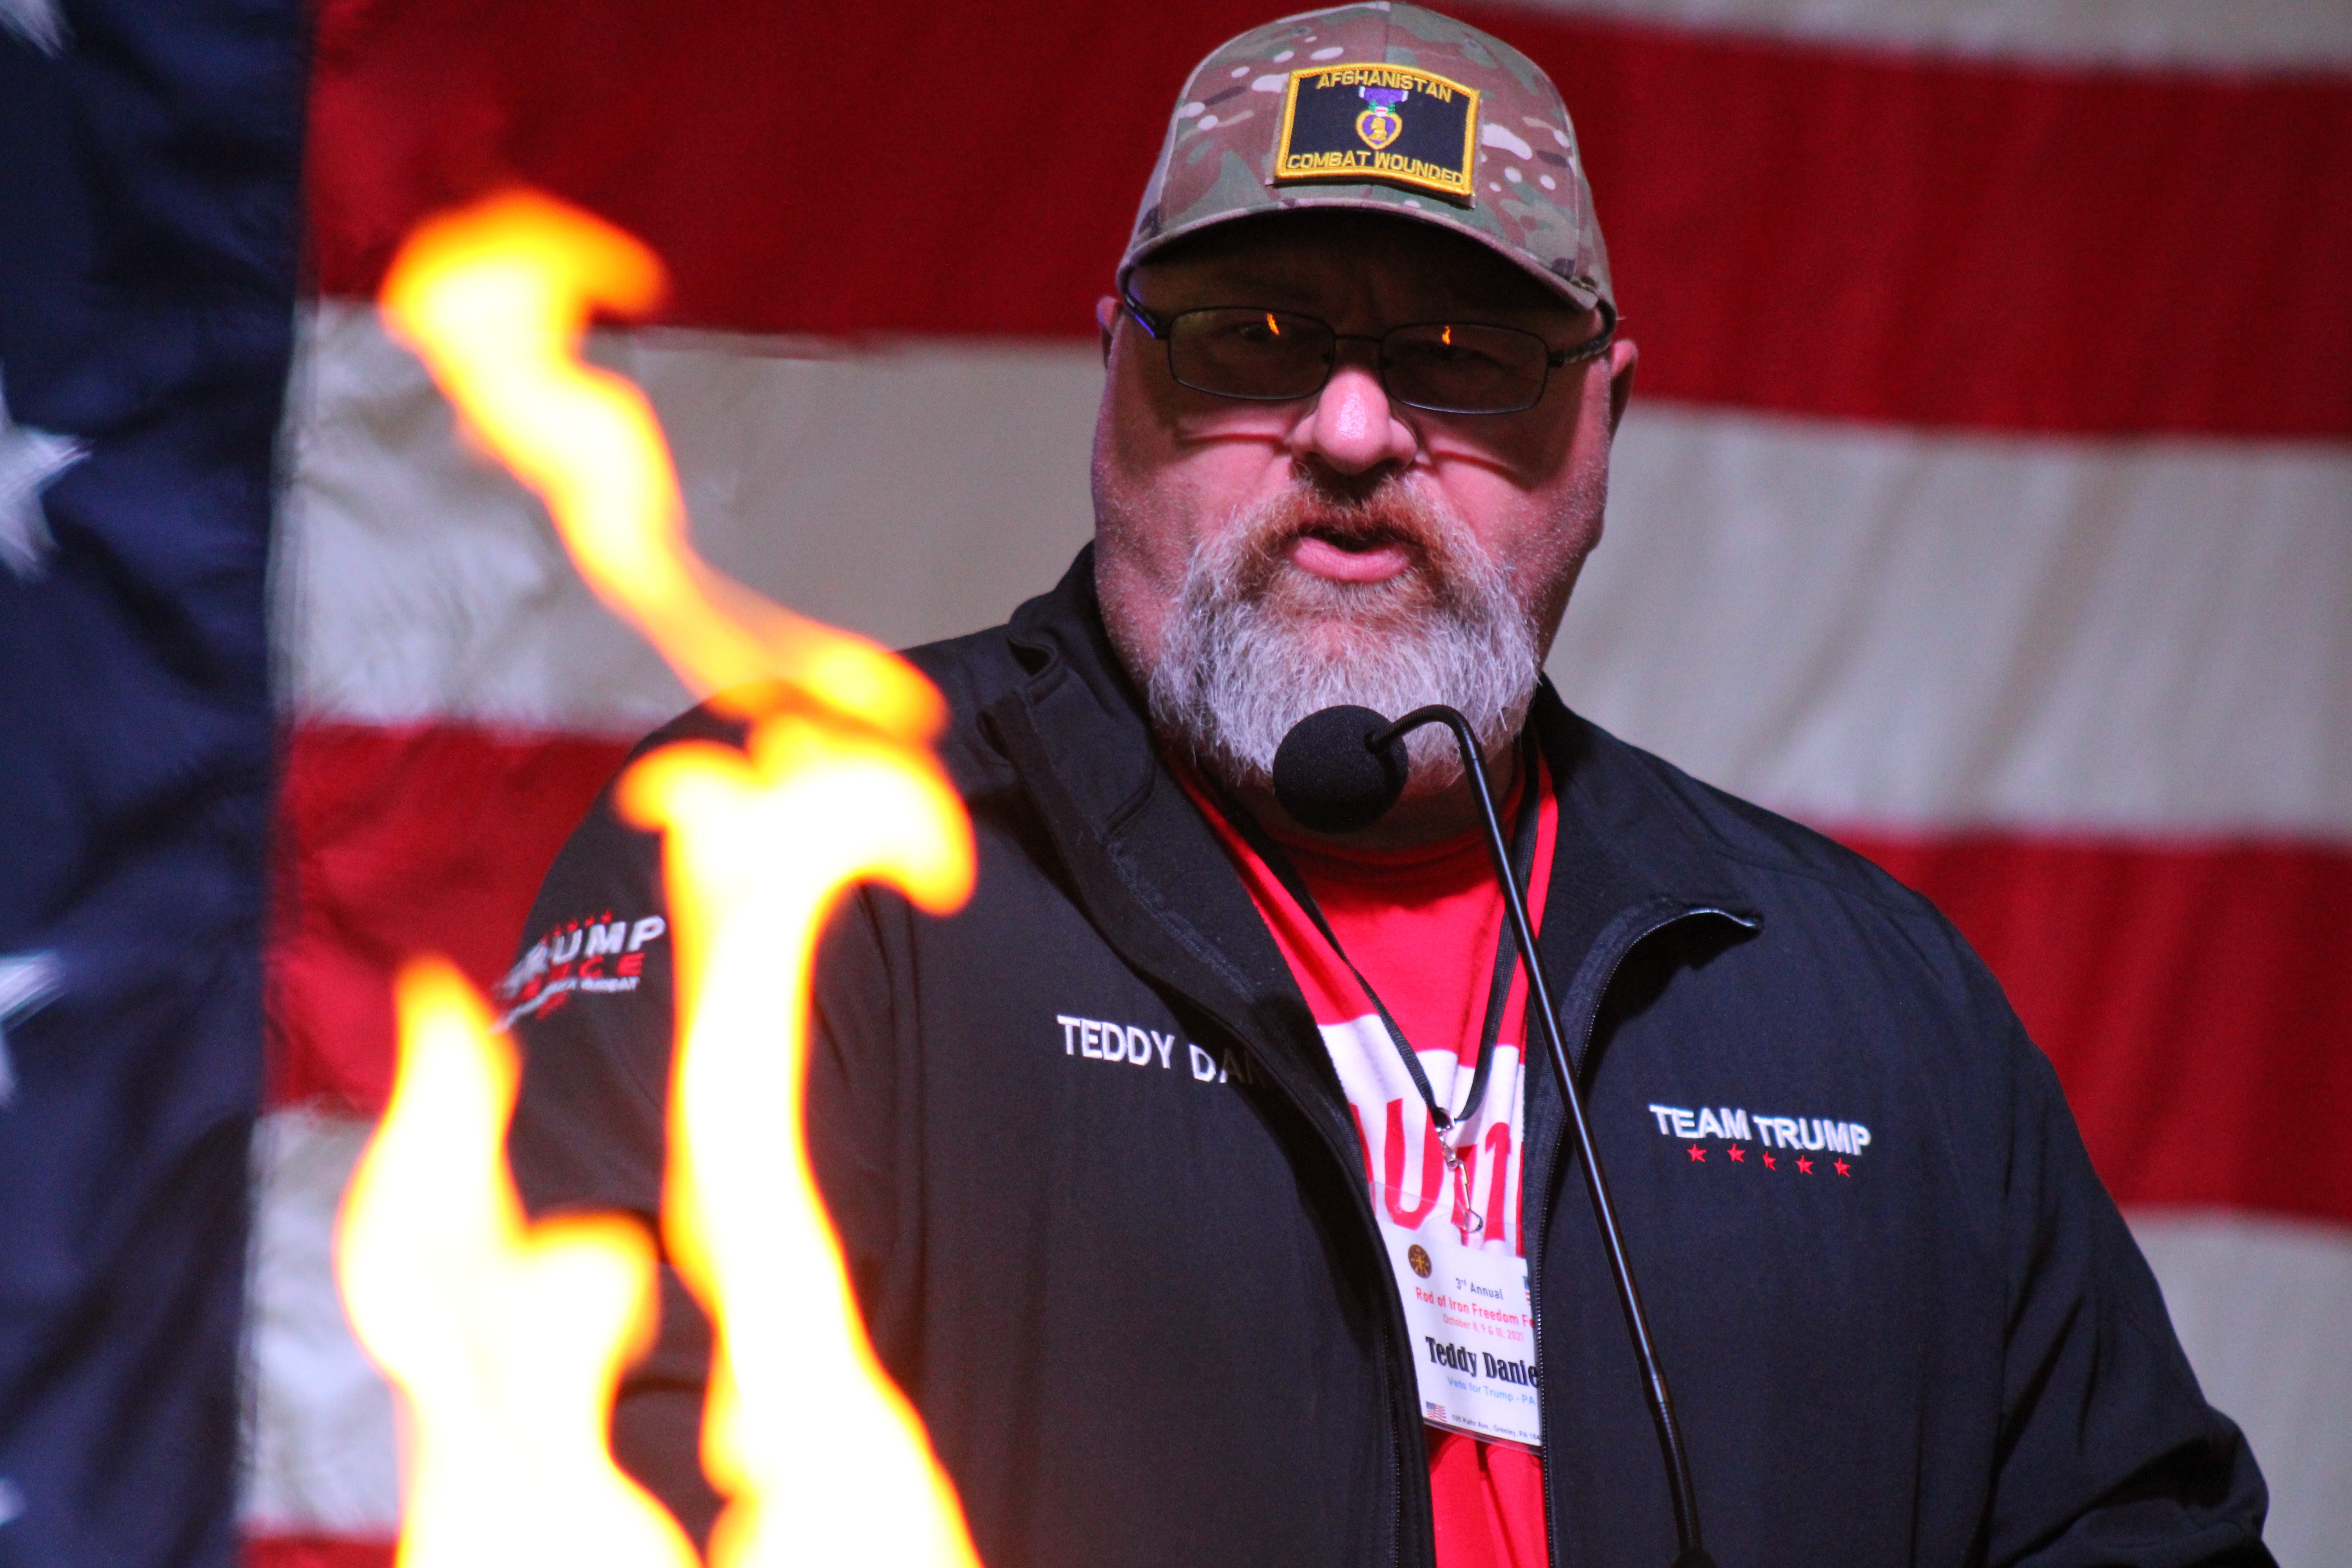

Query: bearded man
[499,6,2273,1566]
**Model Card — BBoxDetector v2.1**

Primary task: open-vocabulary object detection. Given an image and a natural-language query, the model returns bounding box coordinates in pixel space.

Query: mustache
[1221,477,1466,586]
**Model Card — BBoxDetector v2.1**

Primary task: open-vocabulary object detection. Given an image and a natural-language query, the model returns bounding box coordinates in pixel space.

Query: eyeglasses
[1121,293,1615,416]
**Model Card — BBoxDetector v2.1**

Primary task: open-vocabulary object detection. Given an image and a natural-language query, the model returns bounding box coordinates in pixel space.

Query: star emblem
[1686,1145,1705,1162]
[0,368,87,580]
[0,0,71,55]
[1726,1145,1745,1162]
[0,951,63,1107]
[1761,1151,1776,1169]
[1834,1159,1851,1176]
[1795,1156,1813,1174]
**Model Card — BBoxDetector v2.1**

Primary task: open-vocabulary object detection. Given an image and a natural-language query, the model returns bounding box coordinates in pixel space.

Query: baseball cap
[1121,2,1613,319]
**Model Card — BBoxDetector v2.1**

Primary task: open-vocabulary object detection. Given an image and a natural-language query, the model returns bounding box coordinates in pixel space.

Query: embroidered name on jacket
[1056,1013,1257,1085]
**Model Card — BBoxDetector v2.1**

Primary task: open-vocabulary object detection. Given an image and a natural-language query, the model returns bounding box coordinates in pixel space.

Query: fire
[339,960,695,1568]
[376,189,940,742]
[340,190,980,1568]
[617,716,974,1568]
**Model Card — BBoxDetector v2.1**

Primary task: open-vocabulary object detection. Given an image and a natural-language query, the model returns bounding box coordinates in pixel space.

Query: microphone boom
[1275,703,1717,1568]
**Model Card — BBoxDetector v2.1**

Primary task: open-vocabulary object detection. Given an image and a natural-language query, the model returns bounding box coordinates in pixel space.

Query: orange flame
[339,960,697,1568]
[342,189,981,1568]
[378,189,940,739]
[618,717,974,1568]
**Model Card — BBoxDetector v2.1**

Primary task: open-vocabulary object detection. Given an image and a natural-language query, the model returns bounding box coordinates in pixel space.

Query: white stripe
[2128,1209,2352,1568]
[243,1109,401,1535]
[1483,0,2352,71]
[281,316,2352,836]
[1557,404,2352,839]
[276,303,1096,735]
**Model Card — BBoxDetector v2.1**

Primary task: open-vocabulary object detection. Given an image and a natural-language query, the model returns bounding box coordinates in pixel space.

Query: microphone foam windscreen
[1273,706,1408,835]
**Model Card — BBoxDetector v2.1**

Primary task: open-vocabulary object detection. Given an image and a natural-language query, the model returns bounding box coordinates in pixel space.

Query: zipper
[1532,1195,1558,1567]
[1381,1335,1407,1568]
[1532,903,1756,1568]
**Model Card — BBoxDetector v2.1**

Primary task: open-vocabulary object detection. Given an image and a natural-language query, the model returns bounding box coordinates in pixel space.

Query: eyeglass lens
[1165,308,1553,414]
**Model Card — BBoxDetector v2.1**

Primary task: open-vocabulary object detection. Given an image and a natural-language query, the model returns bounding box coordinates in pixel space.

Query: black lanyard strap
[1210,726,1544,1136]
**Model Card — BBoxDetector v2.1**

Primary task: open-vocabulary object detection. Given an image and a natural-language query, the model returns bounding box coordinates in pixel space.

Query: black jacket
[504,550,2271,1568]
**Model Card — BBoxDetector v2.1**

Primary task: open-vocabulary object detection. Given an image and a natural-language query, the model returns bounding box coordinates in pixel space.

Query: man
[500,6,2273,1565]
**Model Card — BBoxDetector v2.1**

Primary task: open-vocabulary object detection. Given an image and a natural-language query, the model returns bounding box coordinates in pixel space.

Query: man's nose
[1296,352,1418,475]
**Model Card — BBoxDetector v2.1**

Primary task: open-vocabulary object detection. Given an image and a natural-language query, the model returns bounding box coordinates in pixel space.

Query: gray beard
[1144,487,1541,795]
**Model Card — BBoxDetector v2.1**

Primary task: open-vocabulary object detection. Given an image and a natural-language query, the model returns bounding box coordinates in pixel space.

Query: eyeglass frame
[1118,288,1618,416]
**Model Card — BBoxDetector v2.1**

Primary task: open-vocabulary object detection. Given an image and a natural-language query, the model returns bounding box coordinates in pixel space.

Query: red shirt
[1184,760,1556,1568]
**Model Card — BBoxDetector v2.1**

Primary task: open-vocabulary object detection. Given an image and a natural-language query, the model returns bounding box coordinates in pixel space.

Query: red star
[1834,1159,1851,1176]
[1761,1152,1777,1169]
[1686,1145,1706,1162]
[1726,1145,1746,1163]
[1795,1156,1814,1174]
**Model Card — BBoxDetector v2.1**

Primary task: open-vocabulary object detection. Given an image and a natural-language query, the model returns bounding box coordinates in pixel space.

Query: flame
[378,189,940,739]
[343,188,981,1568]
[339,960,697,1568]
[617,717,973,1568]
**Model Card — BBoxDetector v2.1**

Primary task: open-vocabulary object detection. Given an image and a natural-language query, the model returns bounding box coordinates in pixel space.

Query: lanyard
[1213,726,1546,1147]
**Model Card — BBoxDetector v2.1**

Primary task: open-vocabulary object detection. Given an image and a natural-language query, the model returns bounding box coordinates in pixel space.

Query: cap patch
[1272,64,1478,203]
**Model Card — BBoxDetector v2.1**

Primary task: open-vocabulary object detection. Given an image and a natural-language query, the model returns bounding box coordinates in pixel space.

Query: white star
[0,951,62,1108]
[0,368,85,580]
[0,0,70,55]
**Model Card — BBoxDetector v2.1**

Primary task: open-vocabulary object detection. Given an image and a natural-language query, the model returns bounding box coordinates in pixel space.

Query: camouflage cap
[1123,2,1612,318]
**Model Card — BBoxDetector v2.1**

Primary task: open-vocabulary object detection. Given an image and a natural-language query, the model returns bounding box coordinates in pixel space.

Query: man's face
[1091,209,1637,803]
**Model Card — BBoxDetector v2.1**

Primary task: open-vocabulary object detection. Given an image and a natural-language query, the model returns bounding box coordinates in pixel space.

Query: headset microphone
[1272,704,1716,1568]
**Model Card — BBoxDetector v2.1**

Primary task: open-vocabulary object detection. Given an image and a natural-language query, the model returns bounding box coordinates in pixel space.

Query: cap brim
[1119,189,1604,315]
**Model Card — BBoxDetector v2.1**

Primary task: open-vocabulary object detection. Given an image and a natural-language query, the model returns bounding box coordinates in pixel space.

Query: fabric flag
[247,1,2348,1565]
[0,2,304,1565]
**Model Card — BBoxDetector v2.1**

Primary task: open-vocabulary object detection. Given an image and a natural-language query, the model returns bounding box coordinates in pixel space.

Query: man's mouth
[1286,527,1415,585]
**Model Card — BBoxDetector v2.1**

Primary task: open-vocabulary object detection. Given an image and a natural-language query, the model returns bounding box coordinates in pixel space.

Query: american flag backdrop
[3,4,299,1564]
[12,1,2347,1564]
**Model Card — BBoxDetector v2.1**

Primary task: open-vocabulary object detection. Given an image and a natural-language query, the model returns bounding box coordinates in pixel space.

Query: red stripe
[305,0,2352,435]
[270,722,630,1113]
[1837,830,2352,1227]
[267,722,2352,1225]
[243,1537,394,1568]
[1543,23,2352,436]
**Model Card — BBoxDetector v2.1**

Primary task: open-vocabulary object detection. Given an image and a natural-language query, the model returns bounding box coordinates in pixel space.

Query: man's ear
[1096,296,1120,366]
[1606,338,1639,436]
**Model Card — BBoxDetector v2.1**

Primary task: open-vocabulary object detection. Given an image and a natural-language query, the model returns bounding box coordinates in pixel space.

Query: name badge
[1377,1147,1540,1448]
[1374,1222,1543,1457]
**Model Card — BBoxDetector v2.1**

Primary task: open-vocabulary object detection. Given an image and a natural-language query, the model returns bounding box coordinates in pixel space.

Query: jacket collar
[1528,686,1761,1082]
[991,548,1308,1028]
